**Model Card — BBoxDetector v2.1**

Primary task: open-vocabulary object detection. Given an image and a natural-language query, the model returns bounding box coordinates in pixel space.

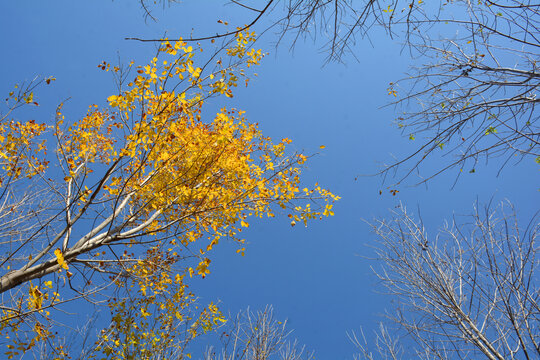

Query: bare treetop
[362,202,539,359]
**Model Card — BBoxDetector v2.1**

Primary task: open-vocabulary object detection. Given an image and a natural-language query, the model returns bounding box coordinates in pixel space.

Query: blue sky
[1,1,538,359]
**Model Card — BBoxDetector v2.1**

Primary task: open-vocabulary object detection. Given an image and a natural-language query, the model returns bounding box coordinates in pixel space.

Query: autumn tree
[0,30,338,358]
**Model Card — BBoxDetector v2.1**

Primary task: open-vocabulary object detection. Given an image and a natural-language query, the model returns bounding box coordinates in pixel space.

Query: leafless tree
[383,1,539,184]
[204,306,314,360]
[348,324,403,360]
[354,201,539,359]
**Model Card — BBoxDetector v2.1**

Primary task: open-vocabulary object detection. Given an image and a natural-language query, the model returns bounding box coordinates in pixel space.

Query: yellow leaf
[25,92,34,104]
[192,67,202,78]
[28,284,43,310]
[141,308,151,318]
[54,249,69,270]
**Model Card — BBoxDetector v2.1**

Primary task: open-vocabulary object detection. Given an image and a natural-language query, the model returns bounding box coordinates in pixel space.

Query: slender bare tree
[204,306,314,360]
[353,201,539,359]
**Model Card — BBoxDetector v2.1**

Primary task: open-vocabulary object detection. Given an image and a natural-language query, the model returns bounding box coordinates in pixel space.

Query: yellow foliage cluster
[0,119,48,186]
[92,247,225,359]
[52,31,337,276]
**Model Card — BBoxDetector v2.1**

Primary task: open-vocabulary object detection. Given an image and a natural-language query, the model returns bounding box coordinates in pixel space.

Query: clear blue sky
[1,1,538,359]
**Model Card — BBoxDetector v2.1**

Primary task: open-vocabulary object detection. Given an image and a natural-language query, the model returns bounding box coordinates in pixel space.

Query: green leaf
[485,126,497,135]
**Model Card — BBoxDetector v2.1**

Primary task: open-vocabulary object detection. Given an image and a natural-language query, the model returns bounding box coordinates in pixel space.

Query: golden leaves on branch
[53,249,68,271]
[0,29,338,359]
